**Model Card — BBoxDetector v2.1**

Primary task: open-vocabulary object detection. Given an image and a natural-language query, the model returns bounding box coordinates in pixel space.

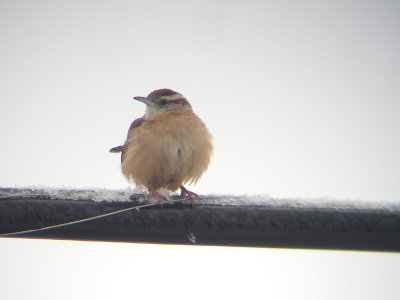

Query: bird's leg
[148,187,164,207]
[180,185,199,205]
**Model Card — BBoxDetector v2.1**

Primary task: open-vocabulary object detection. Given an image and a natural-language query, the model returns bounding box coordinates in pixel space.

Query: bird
[110,88,213,204]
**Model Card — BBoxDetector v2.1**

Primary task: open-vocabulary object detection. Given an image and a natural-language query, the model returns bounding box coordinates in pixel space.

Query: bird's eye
[160,99,168,105]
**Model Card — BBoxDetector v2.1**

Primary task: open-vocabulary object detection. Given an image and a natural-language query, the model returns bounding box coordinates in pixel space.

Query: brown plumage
[110,89,213,203]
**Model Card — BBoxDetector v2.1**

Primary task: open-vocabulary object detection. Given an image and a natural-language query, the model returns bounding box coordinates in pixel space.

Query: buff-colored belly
[121,112,212,191]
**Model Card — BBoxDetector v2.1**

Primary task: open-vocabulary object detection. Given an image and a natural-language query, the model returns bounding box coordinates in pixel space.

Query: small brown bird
[110,89,213,203]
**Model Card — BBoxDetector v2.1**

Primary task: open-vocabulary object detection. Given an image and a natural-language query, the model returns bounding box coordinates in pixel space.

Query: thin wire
[0,197,186,237]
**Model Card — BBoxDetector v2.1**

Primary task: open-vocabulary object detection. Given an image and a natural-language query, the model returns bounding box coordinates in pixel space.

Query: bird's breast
[122,111,212,190]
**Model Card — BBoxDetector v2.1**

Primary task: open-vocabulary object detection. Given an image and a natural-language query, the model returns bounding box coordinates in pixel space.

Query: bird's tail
[109,145,124,153]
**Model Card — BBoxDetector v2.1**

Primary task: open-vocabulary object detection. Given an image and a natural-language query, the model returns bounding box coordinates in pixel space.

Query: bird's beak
[133,96,155,107]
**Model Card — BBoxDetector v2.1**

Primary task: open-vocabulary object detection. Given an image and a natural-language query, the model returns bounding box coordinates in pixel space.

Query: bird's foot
[180,186,199,205]
[148,187,164,207]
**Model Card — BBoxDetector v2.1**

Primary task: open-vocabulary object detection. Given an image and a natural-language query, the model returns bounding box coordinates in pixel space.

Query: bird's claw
[180,186,199,205]
[148,187,164,207]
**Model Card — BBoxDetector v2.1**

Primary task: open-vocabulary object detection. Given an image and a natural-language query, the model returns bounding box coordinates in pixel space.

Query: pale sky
[1,0,399,202]
[1,1,400,299]
[1,0,400,203]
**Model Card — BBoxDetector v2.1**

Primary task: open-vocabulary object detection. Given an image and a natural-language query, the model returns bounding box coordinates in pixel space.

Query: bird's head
[133,89,192,117]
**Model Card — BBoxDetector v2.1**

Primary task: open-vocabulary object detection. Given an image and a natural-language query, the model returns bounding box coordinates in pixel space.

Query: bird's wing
[109,117,145,163]
[126,117,145,138]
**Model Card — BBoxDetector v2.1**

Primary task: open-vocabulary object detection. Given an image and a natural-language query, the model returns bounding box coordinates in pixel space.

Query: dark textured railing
[1,187,399,252]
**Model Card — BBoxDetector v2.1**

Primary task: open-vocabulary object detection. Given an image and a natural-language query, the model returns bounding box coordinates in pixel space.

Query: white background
[1,1,399,299]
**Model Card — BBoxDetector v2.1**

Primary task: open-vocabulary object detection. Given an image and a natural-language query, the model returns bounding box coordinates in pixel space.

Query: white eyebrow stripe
[160,93,183,101]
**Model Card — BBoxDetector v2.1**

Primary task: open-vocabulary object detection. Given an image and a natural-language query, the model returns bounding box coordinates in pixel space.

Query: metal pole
[1,188,399,252]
